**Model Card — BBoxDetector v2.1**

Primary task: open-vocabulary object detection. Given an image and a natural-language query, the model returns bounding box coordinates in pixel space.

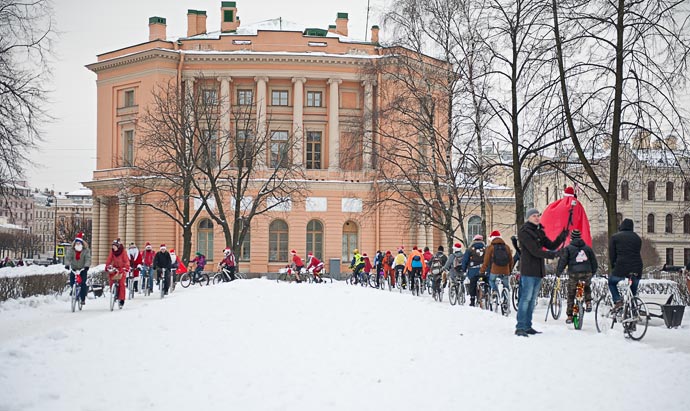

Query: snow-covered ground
[1,280,689,411]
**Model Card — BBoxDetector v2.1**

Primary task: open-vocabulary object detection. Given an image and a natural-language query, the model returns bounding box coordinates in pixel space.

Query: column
[328,78,341,171]
[362,80,375,171]
[292,77,306,167]
[255,76,269,168]
[98,197,109,264]
[219,76,232,167]
[91,196,100,264]
[125,196,135,246]
[118,195,126,243]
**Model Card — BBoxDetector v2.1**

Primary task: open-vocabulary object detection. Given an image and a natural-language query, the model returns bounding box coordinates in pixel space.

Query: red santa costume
[540,186,592,246]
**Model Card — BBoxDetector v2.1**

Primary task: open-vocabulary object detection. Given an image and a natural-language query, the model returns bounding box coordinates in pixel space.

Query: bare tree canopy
[0,0,54,194]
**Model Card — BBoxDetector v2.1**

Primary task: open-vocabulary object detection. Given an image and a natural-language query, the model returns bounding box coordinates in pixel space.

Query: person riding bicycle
[422,247,434,282]
[556,229,598,324]
[105,238,129,308]
[64,232,91,306]
[169,249,187,287]
[219,248,237,281]
[392,249,406,288]
[152,244,172,294]
[128,242,142,292]
[405,246,424,292]
[460,236,485,306]
[480,231,514,297]
[382,250,395,287]
[349,249,365,284]
[290,250,304,282]
[190,251,207,282]
[428,246,448,293]
[608,218,643,312]
[306,252,324,282]
[362,253,373,285]
[141,242,156,293]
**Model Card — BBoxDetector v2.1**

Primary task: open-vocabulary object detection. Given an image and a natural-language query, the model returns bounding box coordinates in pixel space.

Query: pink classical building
[85,2,445,273]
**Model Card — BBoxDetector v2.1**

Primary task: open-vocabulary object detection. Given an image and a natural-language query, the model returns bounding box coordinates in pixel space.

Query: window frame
[341,221,358,262]
[666,248,674,266]
[268,219,289,262]
[124,89,135,107]
[666,181,674,201]
[306,91,323,107]
[306,219,324,261]
[648,181,656,201]
[306,131,322,170]
[467,215,482,240]
[237,89,254,106]
[647,213,655,233]
[271,90,289,106]
[197,218,214,261]
[123,129,134,167]
[684,214,690,235]
[621,180,629,201]
[269,130,290,168]
[202,88,218,106]
[236,130,253,168]
[665,214,673,234]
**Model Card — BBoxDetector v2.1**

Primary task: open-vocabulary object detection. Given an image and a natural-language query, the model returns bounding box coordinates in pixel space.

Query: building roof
[66,187,93,197]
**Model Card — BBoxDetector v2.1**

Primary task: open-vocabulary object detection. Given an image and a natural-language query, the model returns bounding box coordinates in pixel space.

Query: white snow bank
[0,264,106,279]
[0,280,689,411]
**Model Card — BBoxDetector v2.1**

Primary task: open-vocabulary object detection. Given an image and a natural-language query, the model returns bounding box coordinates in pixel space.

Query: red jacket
[423,250,434,275]
[221,253,236,267]
[106,248,130,273]
[129,250,143,277]
[306,255,322,270]
[292,254,304,267]
[364,257,373,273]
[142,249,155,266]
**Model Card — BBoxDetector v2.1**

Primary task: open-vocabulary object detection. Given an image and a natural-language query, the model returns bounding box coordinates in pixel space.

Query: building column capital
[327,78,342,85]
[254,76,269,83]
[217,76,233,83]
[362,79,377,88]
[292,77,307,84]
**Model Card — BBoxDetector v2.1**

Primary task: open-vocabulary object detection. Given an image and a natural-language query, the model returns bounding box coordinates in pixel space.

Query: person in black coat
[556,229,598,323]
[152,244,173,294]
[608,218,643,310]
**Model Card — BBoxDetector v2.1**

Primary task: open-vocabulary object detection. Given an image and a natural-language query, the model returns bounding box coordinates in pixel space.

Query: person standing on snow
[64,232,91,306]
[608,218,643,312]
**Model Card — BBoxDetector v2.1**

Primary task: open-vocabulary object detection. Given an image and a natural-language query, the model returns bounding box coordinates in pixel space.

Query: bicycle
[157,268,171,299]
[511,274,520,311]
[476,275,491,310]
[69,270,83,313]
[448,273,466,306]
[410,272,422,296]
[277,267,302,283]
[595,277,649,340]
[395,267,407,293]
[491,276,511,316]
[571,279,587,330]
[180,270,210,288]
[140,265,152,296]
[544,275,563,321]
[368,270,386,290]
[212,266,236,284]
[431,274,444,302]
[107,267,124,311]
[126,269,136,300]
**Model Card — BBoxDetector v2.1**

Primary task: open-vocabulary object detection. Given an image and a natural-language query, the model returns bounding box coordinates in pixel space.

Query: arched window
[685,182,690,202]
[197,219,214,260]
[648,181,656,201]
[665,214,674,234]
[616,213,623,228]
[647,214,655,233]
[342,221,358,262]
[621,181,629,201]
[306,219,324,261]
[666,182,674,201]
[683,214,690,234]
[268,219,289,262]
[468,216,483,240]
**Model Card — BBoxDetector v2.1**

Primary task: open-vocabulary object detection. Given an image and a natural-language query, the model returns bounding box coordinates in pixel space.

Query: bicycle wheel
[128,278,135,300]
[180,273,191,288]
[491,292,499,313]
[368,274,377,288]
[573,300,582,330]
[550,288,562,320]
[449,284,457,305]
[110,284,116,311]
[511,285,520,311]
[624,297,649,341]
[501,289,510,316]
[595,296,615,334]
[199,273,210,286]
[213,274,223,285]
[458,283,466,305]
[70,284,77,313]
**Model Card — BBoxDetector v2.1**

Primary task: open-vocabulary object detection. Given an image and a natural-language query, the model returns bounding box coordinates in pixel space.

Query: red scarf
[76,251,81,261]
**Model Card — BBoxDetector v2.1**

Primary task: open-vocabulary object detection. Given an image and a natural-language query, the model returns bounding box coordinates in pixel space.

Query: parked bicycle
[491,277,511,316]
[448,273,466,306]
[595,277,649,340]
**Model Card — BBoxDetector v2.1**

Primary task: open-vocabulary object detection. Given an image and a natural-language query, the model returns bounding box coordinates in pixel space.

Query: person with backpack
[461,235,486,306]
[480,231,514,295]
[393,249,407,288]
[428,246,448,294]
[405,246,425,293]
[444,242,464,285]
[556,229,598,324]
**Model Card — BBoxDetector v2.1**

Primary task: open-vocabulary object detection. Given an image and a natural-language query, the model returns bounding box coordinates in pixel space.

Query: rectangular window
[237,89,253,106]
[684,248,690,267]
[124,130,134,166]
[270,130,289,168]
[306,131,322,169]
[236,130,253,168]
[666,248,674,266]
[271,90,289,106]
[201,131,218,168]
[306,91,322,107]
[202,89,218,105]
[224,9,234,22]
[124,90,135,107]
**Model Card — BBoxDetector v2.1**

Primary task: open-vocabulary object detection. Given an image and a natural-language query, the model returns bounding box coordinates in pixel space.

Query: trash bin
[329,258,341,281]
[662,304,685,328]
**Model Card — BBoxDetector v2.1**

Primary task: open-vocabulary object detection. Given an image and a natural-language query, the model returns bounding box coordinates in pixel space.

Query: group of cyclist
[284,250,325,283]
[64,235,241,309]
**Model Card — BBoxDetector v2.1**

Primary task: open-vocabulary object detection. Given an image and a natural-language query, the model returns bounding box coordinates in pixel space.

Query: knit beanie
[525,208,540,221]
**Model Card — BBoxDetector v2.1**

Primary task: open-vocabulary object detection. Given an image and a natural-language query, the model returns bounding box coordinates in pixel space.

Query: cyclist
[480,230,514,297]
[305,252,324,282]
[405,246,424,292]
[444,242,464,288]
[556,229,598,324]
[105,239,129,308]
[429,245,448,293]
[152,244,172,294]
[290,250,304,282]
[608,218,642,312]
[382,250,395,287]
[422,246,433,282]
[373,251,384,283]
[393,249,406,288]
[362,253,373,285]
[219,248,237,281]
[141,242,156,293]
[169,248,187,287]
[128,242,142,292]
[64,232,91,306]
[461,236,485,306]
[349,249,365,284]
[190,251,207,282]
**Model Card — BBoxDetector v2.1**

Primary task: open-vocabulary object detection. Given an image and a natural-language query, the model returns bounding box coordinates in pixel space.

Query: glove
[65,265,70,270]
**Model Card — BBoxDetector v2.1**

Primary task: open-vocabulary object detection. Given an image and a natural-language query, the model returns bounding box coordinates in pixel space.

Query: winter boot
[565,316,573,324]
[515,329,529,337]
[469,297,475,307]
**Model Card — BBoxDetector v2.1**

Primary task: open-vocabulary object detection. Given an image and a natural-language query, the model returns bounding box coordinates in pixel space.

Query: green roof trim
[221,1,236,7]
[187,9,207,15]
[337,12,348,19]
[149,16,166,25]
[304,28,328,37]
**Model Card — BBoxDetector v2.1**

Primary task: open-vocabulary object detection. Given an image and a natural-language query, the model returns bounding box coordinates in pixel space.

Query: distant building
[0,181,34,231]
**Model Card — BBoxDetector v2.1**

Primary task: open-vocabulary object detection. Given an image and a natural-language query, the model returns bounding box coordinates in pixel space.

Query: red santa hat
[490,230,501,238]
[169,249,175,253]
[453,242,463,252]
[564,186,575,197]
[74,232,84,244]
[473,234,484,242]
[413,246,418,251]
[145,242,152,249]
[160,244,166,249]
[290,249,297,254]
[362,253,368,257]
[307,251,313,257]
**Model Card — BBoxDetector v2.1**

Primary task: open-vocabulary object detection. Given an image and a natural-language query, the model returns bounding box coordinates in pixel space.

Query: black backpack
[469,246,484,266]
[492,243,510,267]
[452,254,463,271]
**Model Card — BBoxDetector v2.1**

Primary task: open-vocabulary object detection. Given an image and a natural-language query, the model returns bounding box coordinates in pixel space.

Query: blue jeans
[489,274,510,293]
[608,275,640,303]
[516,275,542,331]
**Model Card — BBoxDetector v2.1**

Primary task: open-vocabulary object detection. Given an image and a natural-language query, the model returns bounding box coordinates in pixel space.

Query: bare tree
[56,214,92,245]
[552,0,690,238]
[0,0,54,196]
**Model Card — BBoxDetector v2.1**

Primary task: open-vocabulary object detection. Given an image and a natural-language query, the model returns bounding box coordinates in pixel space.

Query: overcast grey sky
[28,0,387,192]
